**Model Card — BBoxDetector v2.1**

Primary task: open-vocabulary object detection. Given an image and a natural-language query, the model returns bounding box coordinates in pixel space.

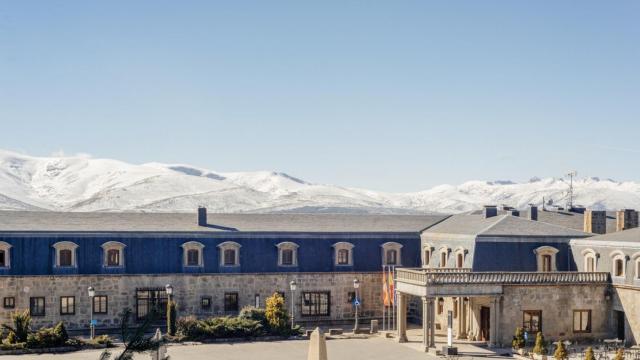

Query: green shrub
[5,331,17,345]
[0,342,25,351]
[25,322,69,349]
[239,306,267,324]
[554,341,568,360]
[585,347,595,360]
[533,332,548,355]
[92,334,113,347]
[265,293,288,333]
[167,300,177,336]
[614,348,625,360]
[512,327,525,349]
[1,310,31,343]
[176,316,204,339]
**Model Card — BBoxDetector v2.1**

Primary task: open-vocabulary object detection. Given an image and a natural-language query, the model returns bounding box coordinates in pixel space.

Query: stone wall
[612,286,640,345]
[498,284,612,345]
[0,272,383,330]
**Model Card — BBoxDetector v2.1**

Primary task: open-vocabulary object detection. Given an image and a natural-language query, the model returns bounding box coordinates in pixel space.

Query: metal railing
[396,268,610,286]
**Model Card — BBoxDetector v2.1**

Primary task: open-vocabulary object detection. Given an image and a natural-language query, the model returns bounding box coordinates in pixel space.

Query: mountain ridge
[1,149,639,214]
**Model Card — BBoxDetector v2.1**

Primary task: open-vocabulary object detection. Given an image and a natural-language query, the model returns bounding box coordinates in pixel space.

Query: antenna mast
[566,170,577,209]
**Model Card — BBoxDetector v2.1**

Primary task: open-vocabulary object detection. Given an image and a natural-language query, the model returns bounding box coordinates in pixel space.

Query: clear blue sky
[1,1,639,191]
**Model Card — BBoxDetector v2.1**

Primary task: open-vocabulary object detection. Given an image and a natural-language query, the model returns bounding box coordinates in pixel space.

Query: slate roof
[0,211,449,233]
[468,209,618,234]
[424,214,591,237]
[577,227,640,244]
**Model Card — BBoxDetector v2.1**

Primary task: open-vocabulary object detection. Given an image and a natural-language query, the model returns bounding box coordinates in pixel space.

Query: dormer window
[581,249,598,272]
[181,241,205,267]
[381,242,402,266]
[610,251,627,278]
[333,242,354,266]
[454,247,467,268]
[53,242,79,268]
[0,242,11,268]
[534,246,559,272]
[633,253,640,280]
[422,244,434,268]
[276,242,299,267]
[101,241,126,268]
[218,241,241,267]
[439,247,450,268]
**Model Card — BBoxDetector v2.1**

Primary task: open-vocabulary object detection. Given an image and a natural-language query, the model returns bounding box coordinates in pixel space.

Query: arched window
[381,242,403,266]
[181,241,205,268]
[634,253,640,280]
[454,247,467,268]
[610,251,627,278]
[534,246,559,272]
[333,242,355,266]
[218,241,241,267]
[422,244,434,268]
[53,241,79,268]
[0,241,11,268]
[101,241,126,268]
[276,242,299,267]
[586,256,595,272]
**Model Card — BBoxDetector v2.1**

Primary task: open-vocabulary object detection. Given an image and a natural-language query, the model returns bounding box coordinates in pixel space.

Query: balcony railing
[396,268,610,286]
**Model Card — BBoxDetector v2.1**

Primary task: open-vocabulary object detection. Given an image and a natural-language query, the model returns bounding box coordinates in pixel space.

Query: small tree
[554,341,568,360]
[512,327,526,349]
[614,348,625,360]
[99,308,161,360]
[533,332,548,355]
[53,322,69,343]
[265,292,289,332]
[1,309,31,343]
[167,300,177,336]
[585,347,595,360]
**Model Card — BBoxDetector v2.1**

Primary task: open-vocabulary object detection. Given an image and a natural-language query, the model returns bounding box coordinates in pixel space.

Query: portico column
[396,292,408,343]
[429,298,436,348]
[489,297,498,347]
[459,297,467,339]
[422,297,429,351]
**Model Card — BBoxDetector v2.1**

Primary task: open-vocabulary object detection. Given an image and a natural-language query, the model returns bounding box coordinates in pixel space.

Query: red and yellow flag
[382,270,390,306]
[388,271,395,305]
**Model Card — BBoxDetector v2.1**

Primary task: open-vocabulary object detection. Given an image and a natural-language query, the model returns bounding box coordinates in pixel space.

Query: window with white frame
[181,241,205,267]
[634,253,640,280]
[533,246,559,272]
[454,247,466,268]
[333,242,354,266]
[610,251,627,278]
[381,242,402,266]
[581,249,598,272]
[439,247,449,268]
[422,244,434,268]
[0,241,11,268]
[276,242,299,266]
[218,241,241,267]
[52,241,79,268]
[101,241,126,267]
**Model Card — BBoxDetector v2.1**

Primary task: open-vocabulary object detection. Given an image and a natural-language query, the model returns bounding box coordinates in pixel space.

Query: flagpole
[382,265,385,332]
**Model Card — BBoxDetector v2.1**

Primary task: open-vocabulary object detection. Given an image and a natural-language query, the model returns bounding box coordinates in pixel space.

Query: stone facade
[612,286,640,345]
[0,272,383,330]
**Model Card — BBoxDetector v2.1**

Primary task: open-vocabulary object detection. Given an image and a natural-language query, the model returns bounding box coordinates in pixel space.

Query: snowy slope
[1,149,639,214]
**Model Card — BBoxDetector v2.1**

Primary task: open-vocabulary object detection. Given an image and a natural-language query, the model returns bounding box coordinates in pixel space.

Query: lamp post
[353,278,360,332]
[87,286,95,339]
[289,280,297,329]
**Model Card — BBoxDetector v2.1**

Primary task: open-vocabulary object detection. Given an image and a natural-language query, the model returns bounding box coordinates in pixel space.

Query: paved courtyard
[2,337,436,360]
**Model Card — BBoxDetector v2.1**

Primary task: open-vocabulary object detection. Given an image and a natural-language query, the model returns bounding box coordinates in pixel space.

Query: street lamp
[165,284,173,301]
[289,280,297,329]
[87,286,95,339]
[353,278,360,332]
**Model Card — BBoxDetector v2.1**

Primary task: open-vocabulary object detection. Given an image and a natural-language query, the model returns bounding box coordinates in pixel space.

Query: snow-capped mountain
[1,149,639,214]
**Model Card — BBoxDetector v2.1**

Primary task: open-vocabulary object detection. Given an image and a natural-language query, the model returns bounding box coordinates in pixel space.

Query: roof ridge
[477,215,508,235]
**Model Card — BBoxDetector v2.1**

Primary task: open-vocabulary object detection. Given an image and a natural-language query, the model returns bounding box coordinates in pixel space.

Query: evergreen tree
[554,341,568,360]
[265,292,289,333]
[512,327,525,349]
[533,332,548,355]
[585,346,595,360]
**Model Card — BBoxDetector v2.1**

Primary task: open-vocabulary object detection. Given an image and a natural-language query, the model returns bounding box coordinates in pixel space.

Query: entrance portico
[395,268,610,350]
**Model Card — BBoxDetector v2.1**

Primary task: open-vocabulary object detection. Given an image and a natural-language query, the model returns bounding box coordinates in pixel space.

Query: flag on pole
[388,270,395,305]
[382,269,390,306]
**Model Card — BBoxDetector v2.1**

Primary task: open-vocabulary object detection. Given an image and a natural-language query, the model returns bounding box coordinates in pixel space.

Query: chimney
[617,209,639,231]
[197,207,207,226]
[528,204,538,221]
[484,205,498,219]
[584,209,607,234]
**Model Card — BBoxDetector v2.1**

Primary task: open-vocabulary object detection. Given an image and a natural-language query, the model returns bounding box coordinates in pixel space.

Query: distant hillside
[1,149,639,214]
